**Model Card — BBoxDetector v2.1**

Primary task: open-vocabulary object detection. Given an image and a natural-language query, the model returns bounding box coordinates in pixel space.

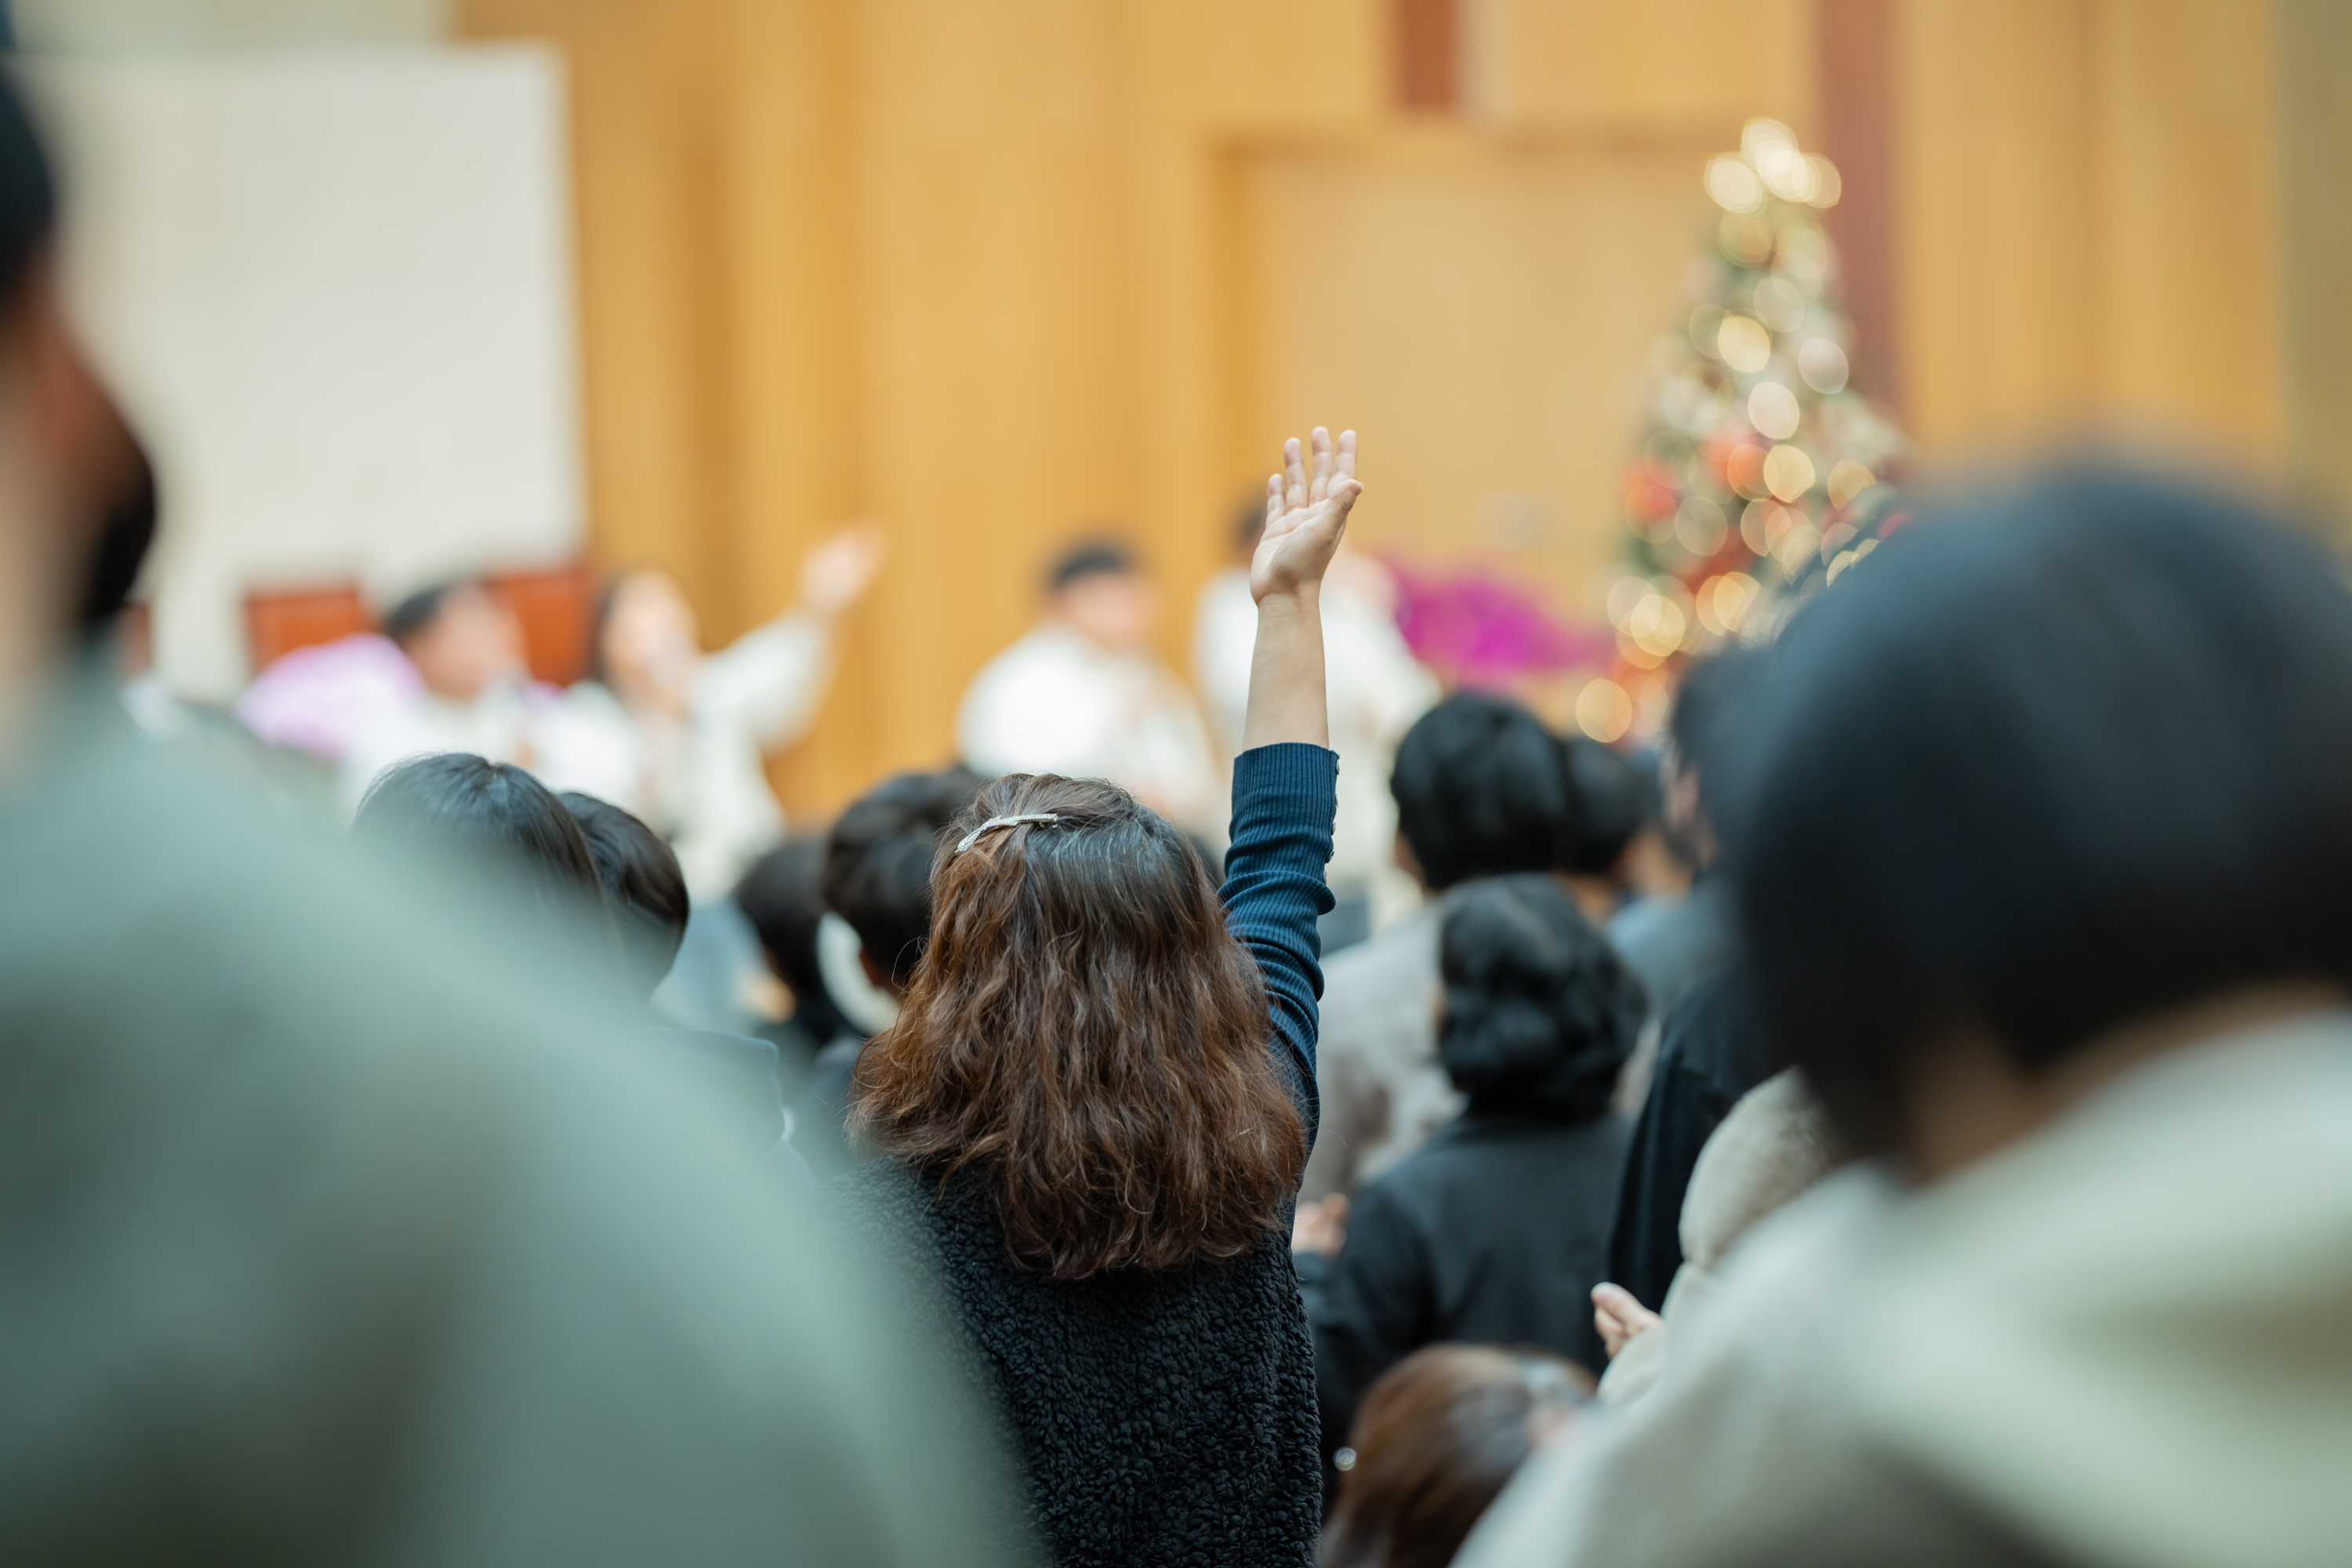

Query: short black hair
[1726,466,2352,1155]
[1665,647,1759,789]
[561,791,690,1000]
[1047,539,1138,593]
[1562,739,1646,877]
[383,582,465,648]
[822,765,988,986]
[734,837,852,1042]
[0,71,54,313]
[353,753,608,932]
[1438,873,1643,1121]
[1390,693,1577,890]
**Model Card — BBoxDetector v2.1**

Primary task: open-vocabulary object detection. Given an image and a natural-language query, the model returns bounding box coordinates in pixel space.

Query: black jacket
[826,743,1340,1567]
[1303,1110,1631,1443]
[1606,965,1776,1310]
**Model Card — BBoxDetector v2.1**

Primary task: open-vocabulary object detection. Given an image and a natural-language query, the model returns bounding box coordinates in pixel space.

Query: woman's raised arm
[1242,427,1361,752]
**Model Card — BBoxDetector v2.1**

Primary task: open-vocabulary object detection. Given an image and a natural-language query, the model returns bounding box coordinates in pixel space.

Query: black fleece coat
[832,1166,1322,1567]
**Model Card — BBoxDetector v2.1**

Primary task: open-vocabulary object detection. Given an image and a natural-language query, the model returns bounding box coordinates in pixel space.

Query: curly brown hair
[848,773,1305,1279]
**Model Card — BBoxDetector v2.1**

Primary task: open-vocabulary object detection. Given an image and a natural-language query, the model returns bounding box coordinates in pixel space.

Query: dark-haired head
[354,754,610,946]
[1390,693,1578,890]
[0,74,158,644]
[1322,1345,1588,1568]
[822,766,986,991]
[735,837,853,1042]
[1046,539,1136,593]
[1561,738,1646,878]
[561,791,691,1000]
[851,774,1302,1279]
[1439,873,1642,1121]
[382,582,458,648]
[1724,465,2352,1161]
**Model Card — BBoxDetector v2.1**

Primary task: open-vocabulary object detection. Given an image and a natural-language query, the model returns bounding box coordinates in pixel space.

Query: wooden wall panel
[1896,0,2279,465]
[457,0,2301,822]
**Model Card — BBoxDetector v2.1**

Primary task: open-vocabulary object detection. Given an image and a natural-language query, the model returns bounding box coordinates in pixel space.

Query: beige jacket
[1459,1012,2352,1568]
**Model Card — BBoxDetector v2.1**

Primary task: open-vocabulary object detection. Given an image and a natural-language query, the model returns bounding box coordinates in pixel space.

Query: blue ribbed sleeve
[1218,742,1339,1159]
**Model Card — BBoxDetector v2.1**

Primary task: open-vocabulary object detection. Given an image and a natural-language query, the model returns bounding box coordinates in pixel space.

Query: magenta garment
[1388,562,1615,688]
[234,633,421,760]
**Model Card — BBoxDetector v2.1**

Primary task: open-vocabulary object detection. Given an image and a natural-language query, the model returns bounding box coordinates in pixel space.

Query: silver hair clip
[955,812,1061,854]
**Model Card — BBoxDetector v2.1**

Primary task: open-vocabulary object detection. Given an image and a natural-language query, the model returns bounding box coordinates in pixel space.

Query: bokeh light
[1574,677,1634,742]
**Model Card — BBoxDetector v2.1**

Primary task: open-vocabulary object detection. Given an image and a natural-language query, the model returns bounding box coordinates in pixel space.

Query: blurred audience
[1460,467,2352,1568]
[1303,691,1581,1203]
[1321,1345,1588,1568]
[338,576,539,811]
[0,71,1025,1565]
[1302,874,1642,1454]
[1196,497,1437,947]
[535,528,882,898]
[958,539,1222,840]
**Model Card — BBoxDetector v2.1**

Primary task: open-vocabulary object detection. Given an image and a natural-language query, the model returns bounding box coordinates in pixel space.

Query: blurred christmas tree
[1580,118,1908,743]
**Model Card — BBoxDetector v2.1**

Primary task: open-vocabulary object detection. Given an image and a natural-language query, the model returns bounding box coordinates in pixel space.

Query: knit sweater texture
[830,743,1338,1567]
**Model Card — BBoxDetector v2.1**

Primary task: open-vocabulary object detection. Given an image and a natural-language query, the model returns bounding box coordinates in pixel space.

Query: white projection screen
[27,45,584,698]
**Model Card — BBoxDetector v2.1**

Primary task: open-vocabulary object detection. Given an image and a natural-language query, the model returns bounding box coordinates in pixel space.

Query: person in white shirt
[535,529,883,900]
[956,542,1221,838]
[1195,503,1436,942]
[339,579,541,813]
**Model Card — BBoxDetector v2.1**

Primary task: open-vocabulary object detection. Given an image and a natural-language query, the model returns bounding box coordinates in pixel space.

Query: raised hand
[798,524,887,620]
[1250,427,1361,605]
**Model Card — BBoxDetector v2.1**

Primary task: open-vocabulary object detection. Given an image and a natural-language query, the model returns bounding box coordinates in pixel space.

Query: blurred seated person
[1457,468,2352,1568]
[1322,1346,1588,1568]
[1303,692,1581,1202]
[957,540,1220,840]
[793,765,986,1178]
[0,64,1021,1565]
[536,528,884,899]
[339,577,536,813]
[564,789,810,1181]
[1194,498,1437,946]
[1303,875,1640,1455]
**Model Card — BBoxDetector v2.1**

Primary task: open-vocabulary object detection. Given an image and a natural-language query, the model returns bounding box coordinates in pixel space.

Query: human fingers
[1334,428,1358,486]
[1307,426,1334,504]
[1283,435,1307,513]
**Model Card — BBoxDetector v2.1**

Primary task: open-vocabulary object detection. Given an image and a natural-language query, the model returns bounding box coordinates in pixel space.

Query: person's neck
[1904,979,2350,1182]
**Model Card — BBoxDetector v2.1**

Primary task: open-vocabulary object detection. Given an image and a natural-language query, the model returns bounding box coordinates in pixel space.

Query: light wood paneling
[1896,0,2279,465]
[1233,129,1721,618]
[457,0,2304,821]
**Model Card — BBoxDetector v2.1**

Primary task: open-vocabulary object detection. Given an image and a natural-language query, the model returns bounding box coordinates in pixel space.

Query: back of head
[1726,465,2352,1156]
[382,583,456,649]
[734,836,849,1039]
[354,753,606,931]
[1438,873,1642,1120]
[561,791,690,1000]
[1391,694,1577,890]
[853,774,1303,1279]
[821,765,987,986]
[1323,1345,1588,1568]
[1561,739,1646,877]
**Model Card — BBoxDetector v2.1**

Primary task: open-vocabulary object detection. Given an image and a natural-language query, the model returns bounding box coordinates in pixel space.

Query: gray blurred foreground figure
[0,74,1025,1568]
[1457,467,2352,1568]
